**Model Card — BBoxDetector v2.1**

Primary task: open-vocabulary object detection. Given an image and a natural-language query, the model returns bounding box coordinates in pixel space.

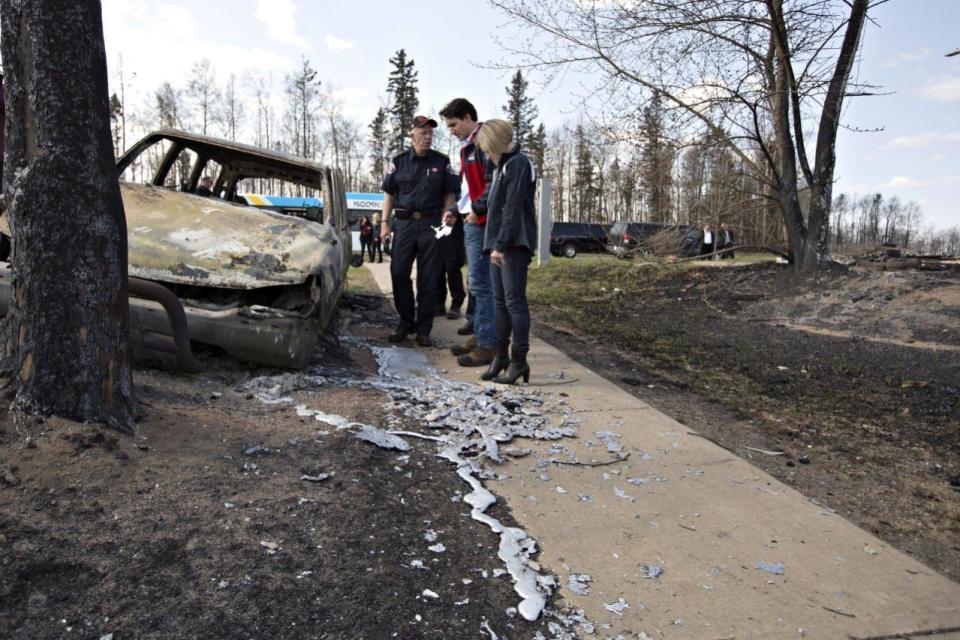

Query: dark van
[607,221,702,258]
[549,222,612,258]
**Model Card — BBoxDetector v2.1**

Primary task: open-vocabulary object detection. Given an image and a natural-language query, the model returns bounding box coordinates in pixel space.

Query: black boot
[480,344,510,381]
[494,349,530,385]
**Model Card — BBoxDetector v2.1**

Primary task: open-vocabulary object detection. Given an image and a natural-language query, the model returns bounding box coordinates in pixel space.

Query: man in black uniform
[380,115,459,346]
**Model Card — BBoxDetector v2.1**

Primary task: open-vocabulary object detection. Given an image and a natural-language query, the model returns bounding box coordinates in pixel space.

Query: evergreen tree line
[108,53,955,255]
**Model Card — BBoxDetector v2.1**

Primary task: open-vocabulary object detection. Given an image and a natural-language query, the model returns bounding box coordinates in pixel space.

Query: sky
[97,0,959,230]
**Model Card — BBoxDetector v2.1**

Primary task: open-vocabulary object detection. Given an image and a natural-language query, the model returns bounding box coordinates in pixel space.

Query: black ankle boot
[480,345,510,381]
[494,351,530,385]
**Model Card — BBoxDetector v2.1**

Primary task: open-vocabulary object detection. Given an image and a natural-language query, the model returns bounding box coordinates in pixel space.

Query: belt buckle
[413,211,423,220]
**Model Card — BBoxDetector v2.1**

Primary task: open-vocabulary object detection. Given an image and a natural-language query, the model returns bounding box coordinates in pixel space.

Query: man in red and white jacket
[441,98,496,367]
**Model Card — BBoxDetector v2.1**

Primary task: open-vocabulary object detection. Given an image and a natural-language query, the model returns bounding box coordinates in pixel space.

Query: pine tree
[503,70,538,147]
[368,107,389,181]
[527,123,547,176]
[638,95,675,223]
[386,49,419,155]
[109,93,123,158]
[573,124,595,222]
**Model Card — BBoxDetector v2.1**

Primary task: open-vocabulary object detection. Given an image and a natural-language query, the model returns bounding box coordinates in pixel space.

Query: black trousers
[390,217,441,334]
[369,237,382,262]
[435,223,466,310]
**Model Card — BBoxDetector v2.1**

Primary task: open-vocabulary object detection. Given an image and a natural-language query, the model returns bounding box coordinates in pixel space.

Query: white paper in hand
[433,224,453,239]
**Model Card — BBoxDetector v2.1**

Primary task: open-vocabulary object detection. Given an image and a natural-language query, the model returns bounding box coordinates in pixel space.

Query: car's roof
[117,128,330,182]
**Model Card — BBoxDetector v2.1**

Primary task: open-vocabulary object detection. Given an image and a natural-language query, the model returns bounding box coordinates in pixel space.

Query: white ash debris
[566,573,592,596]
[300,473,332,483]
[251,339,582,622]
[604,597,630,616]
[423,529,439,543]
[352,424,411,451]
[240,372,323,404]
[613,487,637,502]
[480,619,500,639]
[595,431,625,454]
[638,563,664,579]
[535,607,597,639]
[296,404,411,452]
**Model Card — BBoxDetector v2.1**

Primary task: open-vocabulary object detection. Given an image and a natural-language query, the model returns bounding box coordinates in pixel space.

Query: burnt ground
[0,293,556,640]
[528,258,960,580]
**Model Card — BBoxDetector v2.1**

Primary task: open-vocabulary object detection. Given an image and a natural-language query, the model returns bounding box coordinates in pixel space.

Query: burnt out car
[0,129,352,369]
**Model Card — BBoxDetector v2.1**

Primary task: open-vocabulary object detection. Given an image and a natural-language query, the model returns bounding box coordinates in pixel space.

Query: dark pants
[369,237,382,262]
[491,248,532,358]
[360,238,371,261]
[701,242,714,258]
[390,217,441,335]
[435,222,466,311]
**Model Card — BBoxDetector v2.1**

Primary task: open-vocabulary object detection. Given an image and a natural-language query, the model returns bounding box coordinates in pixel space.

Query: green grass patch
[345,264,381,296]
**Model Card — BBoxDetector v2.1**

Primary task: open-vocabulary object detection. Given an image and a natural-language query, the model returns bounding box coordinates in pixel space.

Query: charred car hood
[122,182,339,289]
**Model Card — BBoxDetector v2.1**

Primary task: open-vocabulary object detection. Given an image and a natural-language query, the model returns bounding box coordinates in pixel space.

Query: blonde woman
[475,119,537,384]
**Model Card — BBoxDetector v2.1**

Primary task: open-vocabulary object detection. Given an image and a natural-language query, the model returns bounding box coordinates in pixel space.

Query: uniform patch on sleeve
[386,161,396,175]
[446,163,456,175]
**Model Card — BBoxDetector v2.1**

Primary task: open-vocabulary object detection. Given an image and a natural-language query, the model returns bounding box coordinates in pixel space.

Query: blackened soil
[0,294,548,639]
[530,261,960,579]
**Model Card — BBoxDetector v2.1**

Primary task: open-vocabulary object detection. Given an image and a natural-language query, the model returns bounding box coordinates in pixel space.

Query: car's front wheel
[563,243,577,259]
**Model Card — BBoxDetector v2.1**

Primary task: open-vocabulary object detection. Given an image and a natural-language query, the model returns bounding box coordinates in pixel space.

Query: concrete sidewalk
[363,261,960,639]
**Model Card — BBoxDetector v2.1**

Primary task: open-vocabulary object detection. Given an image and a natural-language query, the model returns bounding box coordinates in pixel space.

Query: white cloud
[101,2,294,111]
[898,47,932,62]
[254,0,309,49]
[889,132,960,148]
[888,175,960,189]
[918,76,960,102]
[325,34,353,52]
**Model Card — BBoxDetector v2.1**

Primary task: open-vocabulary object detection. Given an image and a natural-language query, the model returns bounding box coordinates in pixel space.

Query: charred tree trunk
[2,0,136,431]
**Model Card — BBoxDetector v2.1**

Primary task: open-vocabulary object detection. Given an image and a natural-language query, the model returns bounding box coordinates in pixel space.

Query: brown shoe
[458,347,495,367]
[450,336,476,357]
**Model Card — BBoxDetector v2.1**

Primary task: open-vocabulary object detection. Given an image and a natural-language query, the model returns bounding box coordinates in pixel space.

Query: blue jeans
[464,222,496,349]
[491,248,532,357]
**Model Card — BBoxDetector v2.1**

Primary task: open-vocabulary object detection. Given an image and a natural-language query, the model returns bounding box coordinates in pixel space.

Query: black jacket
[483,146,537,255]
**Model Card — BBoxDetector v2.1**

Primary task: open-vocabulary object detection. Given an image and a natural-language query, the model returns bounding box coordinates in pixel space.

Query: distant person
[441,97,496,368]
[475,119,537,385]
[718,222,735,259]
[435,218,467,319]
[701,223,714,258]
[370,212,383,263]
[196,176,214,197]
[380,115,459,346]
[359,215,373,263]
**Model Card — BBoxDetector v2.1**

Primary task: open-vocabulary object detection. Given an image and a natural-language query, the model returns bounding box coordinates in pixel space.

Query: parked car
[0,128,352,369]
[606,221,702,258]
[549,222,612,258]
[606,221,664,257]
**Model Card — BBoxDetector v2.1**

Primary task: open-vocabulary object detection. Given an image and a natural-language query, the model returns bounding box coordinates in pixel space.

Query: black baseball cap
[411,115,438,129]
